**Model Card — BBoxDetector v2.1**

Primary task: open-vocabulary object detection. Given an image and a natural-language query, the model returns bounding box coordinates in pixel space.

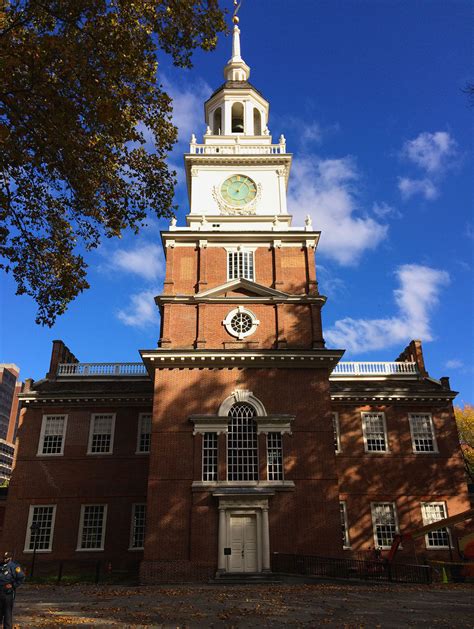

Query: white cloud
[109,244,164,281]
[445,359,464,369]
[288,156,388,265]
[163,76,212,144]
[325,264,450,353]
[402,131,457,174]
[372,201,402,219]
[117,289,159,328]
[398,177,439,201]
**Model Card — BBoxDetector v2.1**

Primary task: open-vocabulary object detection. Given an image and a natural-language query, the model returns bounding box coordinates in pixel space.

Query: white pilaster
[218,507,226,572]
[262,507,271,571]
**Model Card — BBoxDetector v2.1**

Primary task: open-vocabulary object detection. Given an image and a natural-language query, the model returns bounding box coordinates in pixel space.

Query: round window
[223,307,260,340]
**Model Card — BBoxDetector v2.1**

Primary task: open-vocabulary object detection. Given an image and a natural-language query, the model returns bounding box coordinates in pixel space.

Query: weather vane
[233,0,242,24]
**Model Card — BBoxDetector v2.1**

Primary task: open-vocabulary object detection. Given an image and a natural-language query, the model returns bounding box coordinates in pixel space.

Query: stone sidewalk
[12,582,474,628]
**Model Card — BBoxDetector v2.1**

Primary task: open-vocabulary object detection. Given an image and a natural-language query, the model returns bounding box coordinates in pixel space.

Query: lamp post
[30,522,41,579]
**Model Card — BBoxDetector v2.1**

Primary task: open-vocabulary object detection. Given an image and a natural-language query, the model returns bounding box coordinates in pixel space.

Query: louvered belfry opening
[227,402,258,481]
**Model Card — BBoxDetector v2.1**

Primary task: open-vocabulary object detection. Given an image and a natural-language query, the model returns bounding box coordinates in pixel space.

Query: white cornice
[161,230,321,249]
[196,278,289,299]
[140,348,344,374]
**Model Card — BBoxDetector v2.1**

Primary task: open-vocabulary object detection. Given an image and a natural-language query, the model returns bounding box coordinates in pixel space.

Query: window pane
[91,415,113,454]
[372,503,397,547]
[410,414,435,452]
[202,433,218,481]
[227,251,254,281]
[267,433,283,481]
[138,414,151,453]
[364,413,387,452]
[42,416,66,454]
[227,403,258,481]
[422,503,449,548]
[131,504,146,549]
[340,502,349,547]
[80,505,105,549]
[29,506,55,550]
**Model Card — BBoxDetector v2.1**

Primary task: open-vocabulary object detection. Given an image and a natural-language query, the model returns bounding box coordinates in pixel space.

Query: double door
[229,514,258,573]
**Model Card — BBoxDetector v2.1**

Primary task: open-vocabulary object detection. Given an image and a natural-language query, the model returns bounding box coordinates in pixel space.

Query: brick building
[2,19,469,582]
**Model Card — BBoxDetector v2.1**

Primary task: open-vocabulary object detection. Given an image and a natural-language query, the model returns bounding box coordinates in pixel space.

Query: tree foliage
[0,0,226,325]
[454,404,474,482]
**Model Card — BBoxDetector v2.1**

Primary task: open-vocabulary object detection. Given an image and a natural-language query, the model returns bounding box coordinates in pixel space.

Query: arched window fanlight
[227,403,258,480]
[231,102,244,133]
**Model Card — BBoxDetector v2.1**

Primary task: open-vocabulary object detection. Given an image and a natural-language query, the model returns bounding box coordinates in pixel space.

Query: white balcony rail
[189,143,286,155]
[57,363,147,376]
[57,361,418,378]
[331,362,418,376]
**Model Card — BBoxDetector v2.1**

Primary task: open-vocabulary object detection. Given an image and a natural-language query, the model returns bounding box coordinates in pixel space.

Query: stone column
[277,167,287,214]
[217,507,227,573]
[262,507,271,572]
[305,241,318,295]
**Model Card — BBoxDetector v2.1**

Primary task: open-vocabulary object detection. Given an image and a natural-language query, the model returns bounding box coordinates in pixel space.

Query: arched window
[231,102,244,133]
[213,107,222,135]
[253,108,262,135]
[227,403,258,480]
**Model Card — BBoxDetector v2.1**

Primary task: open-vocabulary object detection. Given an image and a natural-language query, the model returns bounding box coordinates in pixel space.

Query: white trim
[332,412,341,454]
[370,502,399,549]
[226,248,256,282]
[128,503,146,551]
[135,413,152,454]
[223,306,260,340]
[340,501,350,549]
[24,504,57,553]
[421,502,451,549]
[361,412,389,453]
[408,413,438,454]
[87,413,116,455]
[266,432,284,481]
[218,390,267,417]
[76,504,108,551]
[37,414,68,456]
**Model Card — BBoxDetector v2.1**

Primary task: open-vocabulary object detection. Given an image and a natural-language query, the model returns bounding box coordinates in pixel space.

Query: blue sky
[1,0,473,401]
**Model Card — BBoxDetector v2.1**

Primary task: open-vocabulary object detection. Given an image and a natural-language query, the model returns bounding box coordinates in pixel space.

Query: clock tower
[140,13,345,582]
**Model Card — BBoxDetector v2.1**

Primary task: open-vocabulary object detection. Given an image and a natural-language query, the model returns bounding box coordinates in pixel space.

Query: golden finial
[233,0,242,24]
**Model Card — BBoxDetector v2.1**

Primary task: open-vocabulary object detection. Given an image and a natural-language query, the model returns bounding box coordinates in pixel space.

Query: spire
[224,1,250,82]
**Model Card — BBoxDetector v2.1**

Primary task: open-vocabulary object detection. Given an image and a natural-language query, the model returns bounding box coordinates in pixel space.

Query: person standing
[0,551,25,629]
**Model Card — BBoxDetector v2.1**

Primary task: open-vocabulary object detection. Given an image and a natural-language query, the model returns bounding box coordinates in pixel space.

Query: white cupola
[203,13,269,137]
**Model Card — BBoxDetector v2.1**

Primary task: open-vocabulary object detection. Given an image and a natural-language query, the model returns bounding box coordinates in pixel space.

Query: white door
[229,515,258,573]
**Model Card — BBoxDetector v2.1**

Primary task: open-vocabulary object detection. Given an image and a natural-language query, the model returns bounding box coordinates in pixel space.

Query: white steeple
[224,2,250,82]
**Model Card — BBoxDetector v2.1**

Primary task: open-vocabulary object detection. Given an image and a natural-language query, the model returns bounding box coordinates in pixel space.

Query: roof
[205,80,267,103]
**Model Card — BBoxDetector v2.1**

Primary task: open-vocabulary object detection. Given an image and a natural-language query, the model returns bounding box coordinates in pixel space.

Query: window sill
[192,480,295,491]
[86,452,114,456]
[134,451,150,455]
[23,549,52,554]
[36,453,64,457]
[128,547,144,551]
[75,548,104,552]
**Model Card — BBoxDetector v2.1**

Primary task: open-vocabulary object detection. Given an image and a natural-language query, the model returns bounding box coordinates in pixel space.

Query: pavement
[11,582,474,628]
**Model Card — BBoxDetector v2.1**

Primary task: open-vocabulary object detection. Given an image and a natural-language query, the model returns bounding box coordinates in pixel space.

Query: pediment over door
[196,278,289,300]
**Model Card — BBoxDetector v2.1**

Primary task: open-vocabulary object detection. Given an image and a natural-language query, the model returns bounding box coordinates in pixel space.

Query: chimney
[440,376,451,390]
[395,339,428,377]
[46,340,78,380]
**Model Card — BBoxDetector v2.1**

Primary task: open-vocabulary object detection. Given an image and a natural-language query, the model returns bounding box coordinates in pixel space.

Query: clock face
[220,175,257,206]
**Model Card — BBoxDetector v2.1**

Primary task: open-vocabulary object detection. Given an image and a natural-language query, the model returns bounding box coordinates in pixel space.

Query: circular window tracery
[223,307,260,340]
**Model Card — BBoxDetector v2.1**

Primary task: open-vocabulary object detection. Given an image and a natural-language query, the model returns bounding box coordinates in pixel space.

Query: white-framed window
[332,412,341,453]
[202,432,218,481]
[227,249,255,281]
[267,432,283,481]
[129,504,147,550]
[421,502,450,549]
[362,412,389,453]
[223,306,260,340]
[37,415,67,456]
[340,502,350,548]
[24,505,56,552]
[87,414,115,455]
[77,504,107,551]
[227,402,258,481]
[136,413,152,454]
[371,502,399,549]
[409,414,437,453]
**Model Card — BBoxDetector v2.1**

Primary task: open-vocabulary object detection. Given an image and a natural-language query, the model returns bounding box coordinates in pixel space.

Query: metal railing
[331,361,418,376]
[271,553,432,584]
[57,363,147,377]
[189,142,286,155]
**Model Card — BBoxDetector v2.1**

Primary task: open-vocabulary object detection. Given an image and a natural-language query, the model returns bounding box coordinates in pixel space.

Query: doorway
[229,515,258,572]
